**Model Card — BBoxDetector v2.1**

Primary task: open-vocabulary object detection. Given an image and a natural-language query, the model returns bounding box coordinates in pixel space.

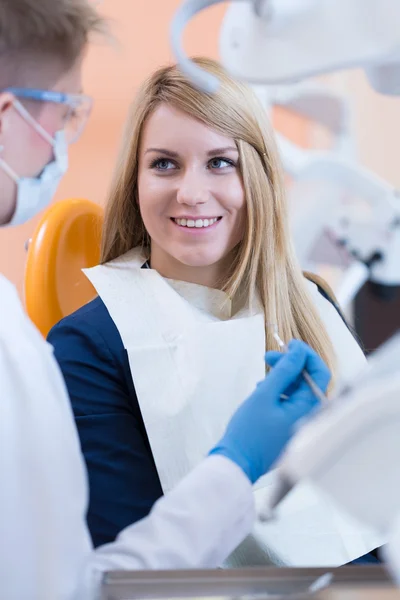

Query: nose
[176,169,210,206]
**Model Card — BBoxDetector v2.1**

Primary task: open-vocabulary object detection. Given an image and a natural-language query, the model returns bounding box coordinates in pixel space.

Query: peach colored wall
[0,0,309,297]
[344,70,400,188]
[273,106,311,148]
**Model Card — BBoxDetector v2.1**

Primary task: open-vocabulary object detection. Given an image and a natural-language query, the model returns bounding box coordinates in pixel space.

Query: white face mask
[0,101,69,227]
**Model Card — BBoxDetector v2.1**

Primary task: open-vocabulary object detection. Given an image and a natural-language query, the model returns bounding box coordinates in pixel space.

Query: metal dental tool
[270,325,329,407]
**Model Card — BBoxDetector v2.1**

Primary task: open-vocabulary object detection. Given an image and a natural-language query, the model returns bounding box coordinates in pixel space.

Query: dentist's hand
[209,340,331,484]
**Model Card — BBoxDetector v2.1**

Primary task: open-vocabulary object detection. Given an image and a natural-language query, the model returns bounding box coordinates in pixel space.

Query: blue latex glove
[209,340,331,484]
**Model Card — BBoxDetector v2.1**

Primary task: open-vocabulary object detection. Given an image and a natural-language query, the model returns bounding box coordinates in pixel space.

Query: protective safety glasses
[5,88,93,144]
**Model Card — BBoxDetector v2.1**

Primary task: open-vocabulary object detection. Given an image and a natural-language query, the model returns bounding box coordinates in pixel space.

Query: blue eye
[150,158,175,171]
[209,157,235,169]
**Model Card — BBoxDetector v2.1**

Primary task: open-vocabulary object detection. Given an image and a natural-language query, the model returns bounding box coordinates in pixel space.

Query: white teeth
[174,217,219,228]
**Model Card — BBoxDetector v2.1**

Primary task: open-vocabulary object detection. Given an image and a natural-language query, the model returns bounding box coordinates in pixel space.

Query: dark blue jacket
[48,295,380,563]
[48,297,163,548]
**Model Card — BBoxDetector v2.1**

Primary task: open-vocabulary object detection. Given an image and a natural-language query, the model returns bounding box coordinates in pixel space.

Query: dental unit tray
[100,565,392,600]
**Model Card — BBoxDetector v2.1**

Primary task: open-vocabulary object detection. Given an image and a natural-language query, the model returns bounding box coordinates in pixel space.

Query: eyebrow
[207,146,238,156]
[145,148,179,157]
[144,146,238,157]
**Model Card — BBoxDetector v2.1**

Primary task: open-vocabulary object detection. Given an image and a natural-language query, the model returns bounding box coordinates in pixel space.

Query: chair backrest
[24,198,104,337]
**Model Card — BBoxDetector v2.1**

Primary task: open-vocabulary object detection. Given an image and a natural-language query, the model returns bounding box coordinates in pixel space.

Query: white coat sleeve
[78,455,255,599]
[0,276,93,600]
[0,277,255,600]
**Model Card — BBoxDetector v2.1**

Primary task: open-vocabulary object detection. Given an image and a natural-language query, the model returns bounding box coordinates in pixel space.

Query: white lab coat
[0,274,254,600]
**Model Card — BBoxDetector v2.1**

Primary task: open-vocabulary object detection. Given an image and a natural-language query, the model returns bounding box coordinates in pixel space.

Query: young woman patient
[48,57,381,567]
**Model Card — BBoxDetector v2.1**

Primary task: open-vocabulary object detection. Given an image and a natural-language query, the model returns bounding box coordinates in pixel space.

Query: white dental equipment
[263,331,400,548]
[170,0,400,95]
[255,72,400,310]
[283,138,400,308]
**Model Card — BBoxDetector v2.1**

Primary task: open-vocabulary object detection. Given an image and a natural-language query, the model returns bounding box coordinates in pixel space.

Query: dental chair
[24,198,104,337]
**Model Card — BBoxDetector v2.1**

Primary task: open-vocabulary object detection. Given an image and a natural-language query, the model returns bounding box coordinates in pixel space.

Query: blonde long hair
[101,57,337,383]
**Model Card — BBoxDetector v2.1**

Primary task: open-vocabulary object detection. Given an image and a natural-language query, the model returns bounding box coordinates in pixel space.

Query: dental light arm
[171,0,400,95]
[170,0,225,93]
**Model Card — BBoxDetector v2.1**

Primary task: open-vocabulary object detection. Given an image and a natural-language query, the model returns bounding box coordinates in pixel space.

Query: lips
[172,217,222,229]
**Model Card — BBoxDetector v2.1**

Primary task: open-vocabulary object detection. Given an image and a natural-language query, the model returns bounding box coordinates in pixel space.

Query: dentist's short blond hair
[101,57,337,386]
[0,0,106,89]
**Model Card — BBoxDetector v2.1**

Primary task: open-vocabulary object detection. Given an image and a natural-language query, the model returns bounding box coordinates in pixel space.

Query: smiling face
[137,103,246,287]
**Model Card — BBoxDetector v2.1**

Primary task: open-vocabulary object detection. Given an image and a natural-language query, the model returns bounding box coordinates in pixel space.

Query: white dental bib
[84,248,382,567]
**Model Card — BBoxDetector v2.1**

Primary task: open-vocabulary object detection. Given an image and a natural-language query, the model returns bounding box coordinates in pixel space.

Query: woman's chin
[173,252,222,269]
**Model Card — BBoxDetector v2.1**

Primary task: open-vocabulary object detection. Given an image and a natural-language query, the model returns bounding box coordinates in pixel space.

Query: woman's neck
[149,248,234,290]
